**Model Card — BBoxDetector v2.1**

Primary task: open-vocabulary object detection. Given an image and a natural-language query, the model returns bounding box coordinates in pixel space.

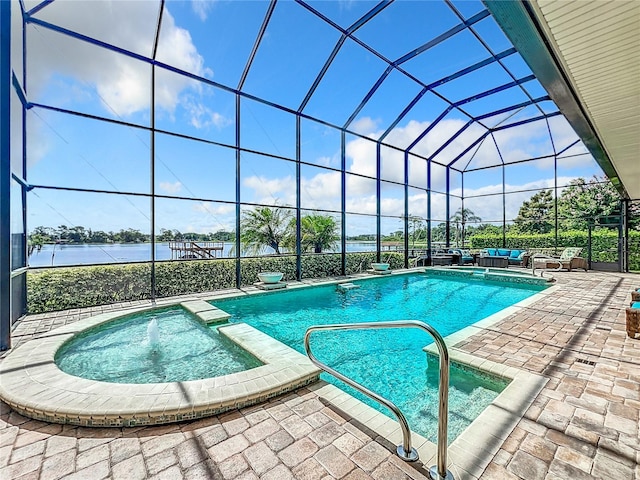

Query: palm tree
[450,208,482,247]
[240,206,292,255]
[408,215,425,248]
[299,214,339,253]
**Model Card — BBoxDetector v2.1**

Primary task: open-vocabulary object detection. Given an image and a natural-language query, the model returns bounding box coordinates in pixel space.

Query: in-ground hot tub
[0,299,320,427]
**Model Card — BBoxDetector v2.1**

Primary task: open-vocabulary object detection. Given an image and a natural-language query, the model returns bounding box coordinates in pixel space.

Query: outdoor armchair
[531,247,588,272]
[448,248,474,265]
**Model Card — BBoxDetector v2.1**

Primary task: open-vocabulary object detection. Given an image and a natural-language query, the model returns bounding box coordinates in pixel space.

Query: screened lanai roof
[16,0,595,179]
[487,0,640,201]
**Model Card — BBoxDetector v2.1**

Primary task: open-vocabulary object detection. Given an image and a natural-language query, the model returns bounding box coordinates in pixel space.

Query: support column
[623,199,629,272]
[295,115,301,280]
[376,143,381,262]
[1,0,12,350]
[426,159,432,264]
[340,131,346,275]
[235,95,241,287]
[445,168,450,247]
[403,151,409,268]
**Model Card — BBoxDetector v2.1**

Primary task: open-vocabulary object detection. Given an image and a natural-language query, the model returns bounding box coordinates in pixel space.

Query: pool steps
[182,299,231,324]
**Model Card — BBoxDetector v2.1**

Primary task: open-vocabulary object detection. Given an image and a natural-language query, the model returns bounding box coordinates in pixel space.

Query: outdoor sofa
[479,248,529,267]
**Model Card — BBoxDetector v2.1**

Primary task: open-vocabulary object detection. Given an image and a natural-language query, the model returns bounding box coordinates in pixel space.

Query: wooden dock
[168,241,224,260]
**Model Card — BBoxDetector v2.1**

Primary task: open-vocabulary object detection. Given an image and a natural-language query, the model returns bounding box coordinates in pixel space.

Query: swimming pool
[55,306,263,383]
[211,273,545,442]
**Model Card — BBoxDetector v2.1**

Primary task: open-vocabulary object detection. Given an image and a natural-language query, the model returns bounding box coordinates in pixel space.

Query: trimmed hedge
[27,252,406,314]
[469,230,640,269]
[156,259,236,296]
[27,263,152,313]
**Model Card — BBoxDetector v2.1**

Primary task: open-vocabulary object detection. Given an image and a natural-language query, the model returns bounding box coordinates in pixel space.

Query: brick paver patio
[1,270,638,479]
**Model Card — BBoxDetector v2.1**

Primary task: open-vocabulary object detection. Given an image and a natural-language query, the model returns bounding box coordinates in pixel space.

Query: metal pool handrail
[303,320,455,480]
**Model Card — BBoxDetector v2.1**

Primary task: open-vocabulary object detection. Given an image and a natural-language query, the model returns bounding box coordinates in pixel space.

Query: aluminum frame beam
[1,0,12,349]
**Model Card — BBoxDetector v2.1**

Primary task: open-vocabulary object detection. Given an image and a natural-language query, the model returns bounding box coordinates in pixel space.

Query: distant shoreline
[27,241,385,268]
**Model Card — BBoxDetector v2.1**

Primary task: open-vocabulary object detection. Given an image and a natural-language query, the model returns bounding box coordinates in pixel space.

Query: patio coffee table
[432,254,455,266]
[477,256,508,268]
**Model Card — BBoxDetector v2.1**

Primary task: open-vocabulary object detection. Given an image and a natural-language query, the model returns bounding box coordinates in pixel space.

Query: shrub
[27,263,152,313]
[26,252,406,314]
[155,260,236,296]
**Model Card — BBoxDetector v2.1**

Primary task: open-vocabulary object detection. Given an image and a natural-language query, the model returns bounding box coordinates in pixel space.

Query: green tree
[407,215,426,248]
[431,222,447,243]
[88,230,110,243]
[297,214,339,253]
[513,189,555,234]
[240,206,292,255]
[28,226,55,255]
[469,223,503,236]
[116,228,148,243]
[211,230,234,242]
[558,176,622,230]
[67,226,88,243]
[450,208,481,247]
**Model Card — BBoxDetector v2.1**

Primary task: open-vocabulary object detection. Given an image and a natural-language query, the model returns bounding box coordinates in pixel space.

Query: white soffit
[532,0,640,200]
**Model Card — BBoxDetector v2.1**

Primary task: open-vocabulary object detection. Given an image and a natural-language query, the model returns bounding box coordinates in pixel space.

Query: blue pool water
[212,273,545,442]
[55,306,263,383]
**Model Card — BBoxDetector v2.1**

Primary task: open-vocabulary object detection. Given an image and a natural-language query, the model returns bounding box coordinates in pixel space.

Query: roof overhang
[485,0,640,200]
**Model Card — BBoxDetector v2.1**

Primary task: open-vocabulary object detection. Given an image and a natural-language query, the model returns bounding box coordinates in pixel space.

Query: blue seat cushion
[497,249,510,257]
[509,250,522,259]
[632,302,640,309]
[486,248,497,256]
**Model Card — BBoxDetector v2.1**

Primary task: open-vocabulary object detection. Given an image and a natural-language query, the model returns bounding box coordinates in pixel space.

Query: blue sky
[11,0,603,238]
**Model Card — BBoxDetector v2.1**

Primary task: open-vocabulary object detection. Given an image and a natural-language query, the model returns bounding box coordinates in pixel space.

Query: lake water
[27,242,383,267]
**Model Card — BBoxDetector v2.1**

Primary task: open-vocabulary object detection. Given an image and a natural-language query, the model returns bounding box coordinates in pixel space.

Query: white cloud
[184,98,232,129]
[191,0,215,21]
[26,2,212,118]
[458,176,578,223]
[194,201,234,216]
[301,171,342,211]
[240,110,592,232]
[159,181,182,194]
[314,156,336,168]
[243,175,295,206]
[350,116,380,135]
[187,201,235,233]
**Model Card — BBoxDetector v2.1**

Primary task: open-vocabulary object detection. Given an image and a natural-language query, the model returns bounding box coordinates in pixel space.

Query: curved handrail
[304,320,454,480]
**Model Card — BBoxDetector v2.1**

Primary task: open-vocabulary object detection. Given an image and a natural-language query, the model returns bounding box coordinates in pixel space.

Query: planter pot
[257,272,284,284]
[371,263,390,271]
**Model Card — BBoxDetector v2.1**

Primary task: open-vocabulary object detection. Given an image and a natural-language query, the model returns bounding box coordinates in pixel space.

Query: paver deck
[1,269,638,479]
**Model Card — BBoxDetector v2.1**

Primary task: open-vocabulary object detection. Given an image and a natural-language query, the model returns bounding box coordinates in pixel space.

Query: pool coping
[0,304,321,427]
[0,267,552,477]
